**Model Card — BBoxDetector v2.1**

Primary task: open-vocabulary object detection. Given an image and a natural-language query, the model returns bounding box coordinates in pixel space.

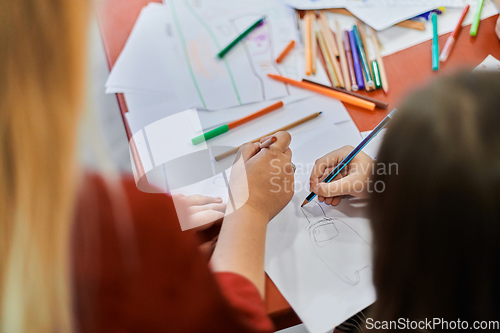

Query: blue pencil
[301,109,398,207]
[349,30,365,91]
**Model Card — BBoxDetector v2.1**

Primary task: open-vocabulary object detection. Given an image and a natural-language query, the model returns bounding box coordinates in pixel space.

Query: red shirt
[71,173,274,333]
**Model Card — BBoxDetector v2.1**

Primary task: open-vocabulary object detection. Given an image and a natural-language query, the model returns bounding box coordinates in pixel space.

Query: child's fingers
[184,194,223,206]
[189,203,227,214]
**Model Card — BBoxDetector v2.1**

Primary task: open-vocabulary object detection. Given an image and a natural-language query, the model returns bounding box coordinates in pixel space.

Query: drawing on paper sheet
[301,201,371,285]
[213,174,228,188]
[166,0,294,110]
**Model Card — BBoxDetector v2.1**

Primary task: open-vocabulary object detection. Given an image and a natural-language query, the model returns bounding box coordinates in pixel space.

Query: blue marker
[349,30,365,91]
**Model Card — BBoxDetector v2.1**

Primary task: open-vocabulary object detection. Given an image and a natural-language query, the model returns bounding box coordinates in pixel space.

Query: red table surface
[96,0,500,327]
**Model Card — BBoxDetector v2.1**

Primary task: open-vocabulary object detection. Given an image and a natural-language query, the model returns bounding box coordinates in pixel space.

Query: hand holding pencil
[226,131,294,220]
[309,145,373,206]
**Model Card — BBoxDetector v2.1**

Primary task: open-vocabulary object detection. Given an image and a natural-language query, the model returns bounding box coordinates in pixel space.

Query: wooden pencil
[370,27,389,94]
[316,31,340,87]
[335,21,351,92]
[318,11,344,88]
[302,79,388,109]
[214,112,323,161]
[318,11,339,57]
[310,12,317,74]
[304,12,312,75]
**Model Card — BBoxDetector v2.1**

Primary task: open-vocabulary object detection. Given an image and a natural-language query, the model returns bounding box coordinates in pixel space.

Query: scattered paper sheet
[475,54,500,71]
[107,1,310,110]
[285,0,466,10]
[360,128,386,159]
[377,0,499,55]
[321,0,498,56]
[265,125,374,333]
[285,0,467,30]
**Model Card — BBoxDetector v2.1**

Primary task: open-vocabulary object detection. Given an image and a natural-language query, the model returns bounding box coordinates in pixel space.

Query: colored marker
[276,40,295,63]
[267,74,375,110]
[344,31,358,92]
[470,0,484,37]
[352,25,374,88]
[371,61,382,89]
[301,109,398,207]
[349,30,364,90]
[431,13,439,71]
[217,17,265,58]
[440,5,470,62]
[191,101,283,145]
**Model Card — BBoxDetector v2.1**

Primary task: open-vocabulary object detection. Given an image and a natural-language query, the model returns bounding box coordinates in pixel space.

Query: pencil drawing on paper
[301,201,371,285]
[167,0,291,109]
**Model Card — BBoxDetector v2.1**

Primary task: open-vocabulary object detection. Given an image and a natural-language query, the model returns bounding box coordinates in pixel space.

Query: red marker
[439,5,470,62]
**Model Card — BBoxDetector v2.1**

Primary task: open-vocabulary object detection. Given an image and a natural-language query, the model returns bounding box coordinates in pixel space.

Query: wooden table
[96,1,500,328]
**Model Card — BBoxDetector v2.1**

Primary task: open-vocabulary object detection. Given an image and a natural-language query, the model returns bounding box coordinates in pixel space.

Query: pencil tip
[300,199,309,207]
[319,111,323,114]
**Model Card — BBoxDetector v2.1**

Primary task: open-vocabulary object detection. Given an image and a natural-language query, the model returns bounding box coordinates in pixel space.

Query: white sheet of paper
[285,0,466,10]
[143,109,206,166]
[475,54,500,71]
[107,1,310,110]
[377,0,499,55]
[360,128,386,159]
[265,125,375,333]
[322,1,498,56]
[285,0,467,30]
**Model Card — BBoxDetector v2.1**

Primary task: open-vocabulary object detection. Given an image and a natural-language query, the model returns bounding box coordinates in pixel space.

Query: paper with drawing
[265,125,375,333]
[106,1,310,110]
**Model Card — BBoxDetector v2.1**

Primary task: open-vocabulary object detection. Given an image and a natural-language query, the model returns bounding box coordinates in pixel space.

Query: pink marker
[440,5,470,62]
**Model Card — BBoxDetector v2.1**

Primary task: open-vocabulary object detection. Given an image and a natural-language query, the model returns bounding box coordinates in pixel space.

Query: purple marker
[349,30,364,91]
[343,31,358,92]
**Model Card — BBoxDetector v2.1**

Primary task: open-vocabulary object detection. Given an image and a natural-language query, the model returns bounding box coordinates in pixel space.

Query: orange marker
[267,74,375,111]
[276,40,295,63]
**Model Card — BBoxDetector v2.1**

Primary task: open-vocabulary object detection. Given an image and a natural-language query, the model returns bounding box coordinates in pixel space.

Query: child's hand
[172,194,226,231]
[226,131,294,221]
[309,145,374,206]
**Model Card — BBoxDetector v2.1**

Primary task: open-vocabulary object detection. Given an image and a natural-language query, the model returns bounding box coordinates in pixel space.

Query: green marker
[192,124,229,145]
[431,13,439,71]
[217,17,265,58]
[191,101,284,145]
[371,60,382,89]
[470,0,484,37]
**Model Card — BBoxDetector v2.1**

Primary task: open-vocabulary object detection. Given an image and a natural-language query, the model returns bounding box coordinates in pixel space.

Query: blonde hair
[0,0,89,332]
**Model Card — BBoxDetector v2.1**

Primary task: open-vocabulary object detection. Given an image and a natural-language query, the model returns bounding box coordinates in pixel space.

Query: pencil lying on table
[214,112,322,161]
[335,21,351,92]
[304,12,312,75]
[191,101,283,145]
[267,74,375,110]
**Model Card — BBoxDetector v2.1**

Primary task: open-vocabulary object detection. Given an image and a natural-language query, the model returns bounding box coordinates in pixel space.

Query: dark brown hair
[369,71,500,329]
